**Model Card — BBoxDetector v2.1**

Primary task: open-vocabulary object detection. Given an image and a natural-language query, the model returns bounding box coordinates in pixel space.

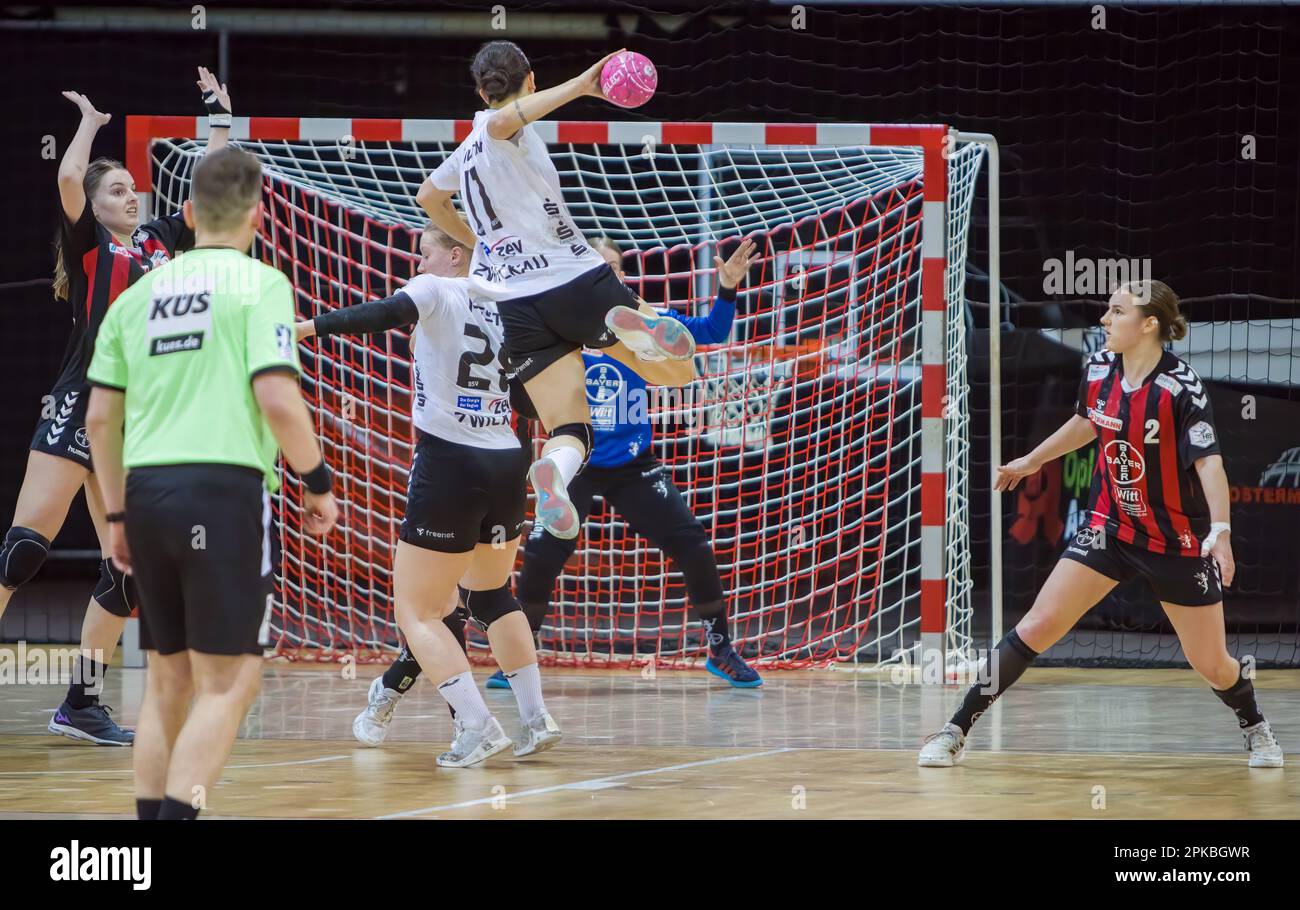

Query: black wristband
[106,511,127,523]
[718,283,738,302]
[302,460,333,496]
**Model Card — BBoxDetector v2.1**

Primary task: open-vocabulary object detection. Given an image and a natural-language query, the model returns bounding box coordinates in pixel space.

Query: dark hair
[192,146,263,232]
[1126,279,1187,343]
[471,41,531,104]
[53,157,127,301]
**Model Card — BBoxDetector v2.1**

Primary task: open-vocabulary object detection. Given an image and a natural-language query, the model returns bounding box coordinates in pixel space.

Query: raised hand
[196,66,232,115]
[62,91,110,127]
[715,238,760,290]
[577,49,625,99]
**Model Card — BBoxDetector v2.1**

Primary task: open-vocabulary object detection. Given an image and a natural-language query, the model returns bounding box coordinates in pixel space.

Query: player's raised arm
[484,49,624,141]
[196,65,233,155]
[56,92,111,223]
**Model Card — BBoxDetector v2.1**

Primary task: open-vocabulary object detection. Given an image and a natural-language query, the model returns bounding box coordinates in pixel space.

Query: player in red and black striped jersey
[0,70,233,746]
[919,280,1283,769]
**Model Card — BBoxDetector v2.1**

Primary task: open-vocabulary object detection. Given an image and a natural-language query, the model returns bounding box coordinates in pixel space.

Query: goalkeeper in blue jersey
[493,236,763,688]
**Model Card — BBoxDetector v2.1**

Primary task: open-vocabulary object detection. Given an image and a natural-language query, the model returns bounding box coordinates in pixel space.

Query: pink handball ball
[600,51,657,109]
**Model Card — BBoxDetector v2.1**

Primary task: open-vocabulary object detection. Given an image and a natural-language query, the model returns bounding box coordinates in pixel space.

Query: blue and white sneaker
[529,455,580,540]
[486,669,512,690]
[48,701,134,746]
[704,646,763,688]
[605,305,696,362]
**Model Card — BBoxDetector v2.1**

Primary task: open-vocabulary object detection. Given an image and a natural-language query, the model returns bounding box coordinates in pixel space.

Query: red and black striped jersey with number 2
[52,196,193,390]
[1074,349,1221,556]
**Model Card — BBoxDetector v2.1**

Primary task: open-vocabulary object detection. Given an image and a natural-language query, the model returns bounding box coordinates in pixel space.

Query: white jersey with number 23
[399,273,517,450]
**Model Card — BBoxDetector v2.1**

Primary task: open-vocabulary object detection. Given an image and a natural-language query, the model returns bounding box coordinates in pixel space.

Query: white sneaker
[353,676,401,747]
[918,722,967,767]
[1243,720,1284,768]
[529,456,580,540]
[437,716,512,768]
[605,305,696,361]
[513,710,563,757]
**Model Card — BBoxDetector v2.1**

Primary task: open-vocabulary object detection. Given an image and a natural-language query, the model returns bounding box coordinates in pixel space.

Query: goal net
[134,117,987,671]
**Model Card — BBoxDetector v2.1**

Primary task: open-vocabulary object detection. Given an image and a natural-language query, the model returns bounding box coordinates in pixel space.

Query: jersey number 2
[1144,419,1160,444]
[458,323,508,392]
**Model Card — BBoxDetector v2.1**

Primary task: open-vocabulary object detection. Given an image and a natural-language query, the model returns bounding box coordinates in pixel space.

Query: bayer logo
[1103,439,1146,485]
[585,361,623,405]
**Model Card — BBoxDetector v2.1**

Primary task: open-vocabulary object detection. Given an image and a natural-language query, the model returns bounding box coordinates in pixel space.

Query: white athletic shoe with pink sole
[604,305,696,362]
[529,455,580,540]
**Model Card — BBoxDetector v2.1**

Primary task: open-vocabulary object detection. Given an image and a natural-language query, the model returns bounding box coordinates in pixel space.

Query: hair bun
[1168,314,1188,342]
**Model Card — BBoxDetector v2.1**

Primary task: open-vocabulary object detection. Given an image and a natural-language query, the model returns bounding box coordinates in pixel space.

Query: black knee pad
[1,527,51,591]
[550,422,594,467]
[517,532,575,605]
[663,525,725,605]
[92,557,136,618]
[458,584,523,630]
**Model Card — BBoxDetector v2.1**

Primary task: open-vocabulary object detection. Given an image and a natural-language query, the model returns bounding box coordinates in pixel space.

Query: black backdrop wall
[3,3,1298,633]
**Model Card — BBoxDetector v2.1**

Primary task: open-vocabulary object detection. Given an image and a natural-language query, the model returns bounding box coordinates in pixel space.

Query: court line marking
[0,754,349,777]
[376,747,799,819]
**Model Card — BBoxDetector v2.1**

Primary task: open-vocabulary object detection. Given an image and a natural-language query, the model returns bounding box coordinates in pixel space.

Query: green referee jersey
[87,246,300,492]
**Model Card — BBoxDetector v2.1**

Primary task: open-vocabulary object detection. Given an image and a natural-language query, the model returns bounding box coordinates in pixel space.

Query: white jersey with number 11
[427,108,603,301]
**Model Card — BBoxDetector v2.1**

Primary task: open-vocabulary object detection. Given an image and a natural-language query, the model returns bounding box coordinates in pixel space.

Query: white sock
[546,444,584,486]
[436,671,491,729]
[505,662,546,721]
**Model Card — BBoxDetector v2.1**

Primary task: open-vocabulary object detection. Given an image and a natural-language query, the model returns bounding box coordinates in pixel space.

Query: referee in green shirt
[86,146,337,821]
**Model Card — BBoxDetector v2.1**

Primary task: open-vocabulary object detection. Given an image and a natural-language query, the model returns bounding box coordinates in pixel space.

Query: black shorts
[125,464,271,656]
[400,431,528,553]
[517,452,723,606]
[1060,528,1223,606]
[30,383,92,470]
[496,264,635,382]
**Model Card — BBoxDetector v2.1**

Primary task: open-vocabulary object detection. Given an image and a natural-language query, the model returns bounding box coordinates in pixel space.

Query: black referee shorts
[400,431,529,553]
[517,452,724,607]
[125,464,271,656]
[496,264,636,383]
[1061,529,1222,607]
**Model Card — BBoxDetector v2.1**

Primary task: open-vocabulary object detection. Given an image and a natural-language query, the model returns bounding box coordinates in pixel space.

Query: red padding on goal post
[921,471,945,527]
[921,258,945,311]
[127,116,197,194]
[765,124,818,145]
[350,119,403,142]
[249,118,300,141]
[661,122,714,144]
[454,120,474,141]
[557,121,608,144]
[870,124,948,202]
[921,363,947,419]
[921,579,946,633]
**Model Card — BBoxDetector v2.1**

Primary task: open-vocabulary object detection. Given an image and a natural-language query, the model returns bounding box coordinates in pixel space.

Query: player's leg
[461,535,561,756]
[918,552,1120,767]
[493,467,597,689]
[605,457,761,687]
[133,650,193,819]
[393,540,511,767]
[0,450,87,622]
[161,651,262,818]
[1149,550,1283,767]
[520,349,590,540]
[49,472,134,744]
[1162,600,1281,767]
[352,590,465,747]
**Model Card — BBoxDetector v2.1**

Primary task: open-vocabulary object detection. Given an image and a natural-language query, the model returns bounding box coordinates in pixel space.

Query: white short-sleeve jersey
[399,273,517,449]
[428,109,604,301]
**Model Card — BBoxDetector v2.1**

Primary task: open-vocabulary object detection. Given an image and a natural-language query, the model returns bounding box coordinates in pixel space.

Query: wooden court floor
[1,659,1297,819]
